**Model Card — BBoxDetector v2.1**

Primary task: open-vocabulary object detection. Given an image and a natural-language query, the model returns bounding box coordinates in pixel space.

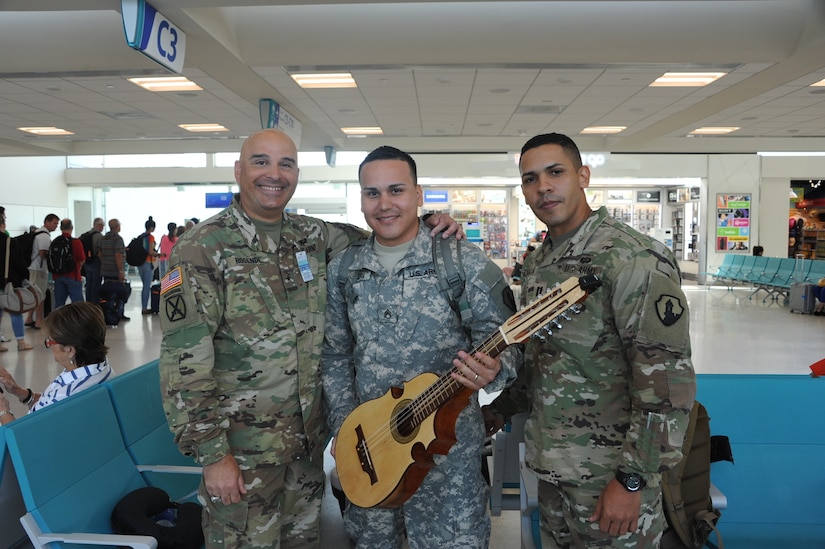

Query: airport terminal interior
[2,1,825,548]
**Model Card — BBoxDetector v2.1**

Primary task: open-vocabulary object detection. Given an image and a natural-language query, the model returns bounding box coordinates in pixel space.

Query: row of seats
[707,254,825,302]
[0,361,201,549]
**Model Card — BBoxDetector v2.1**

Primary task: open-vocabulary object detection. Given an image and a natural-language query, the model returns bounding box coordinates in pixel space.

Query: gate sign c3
[121,0,186,74]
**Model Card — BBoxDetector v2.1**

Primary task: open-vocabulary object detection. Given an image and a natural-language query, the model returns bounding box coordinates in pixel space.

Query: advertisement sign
[716,194,751,252]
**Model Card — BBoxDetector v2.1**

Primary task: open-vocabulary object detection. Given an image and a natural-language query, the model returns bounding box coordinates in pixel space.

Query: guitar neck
[408,333,508,424]
[403,274,600,430]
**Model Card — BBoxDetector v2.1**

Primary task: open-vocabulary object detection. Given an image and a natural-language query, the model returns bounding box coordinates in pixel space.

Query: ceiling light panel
[127,77,203,92]
[18,126,74,135]
[291,73,357,89]
[179,123,229,132]
[690,126,740,135]
[650,72,727,87]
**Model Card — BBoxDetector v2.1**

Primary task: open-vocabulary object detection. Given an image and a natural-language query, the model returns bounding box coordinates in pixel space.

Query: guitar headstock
[500,275,601,345]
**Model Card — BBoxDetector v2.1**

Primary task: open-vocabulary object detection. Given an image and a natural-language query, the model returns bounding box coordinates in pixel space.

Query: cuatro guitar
[335,274,601,509]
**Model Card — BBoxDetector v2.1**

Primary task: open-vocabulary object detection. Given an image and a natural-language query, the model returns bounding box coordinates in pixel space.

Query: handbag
[0,237,44,314]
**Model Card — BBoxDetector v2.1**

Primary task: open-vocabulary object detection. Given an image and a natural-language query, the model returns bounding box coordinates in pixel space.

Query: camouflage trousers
[343,450,491,548]
[200,459,325,549]
[537,479,664,549]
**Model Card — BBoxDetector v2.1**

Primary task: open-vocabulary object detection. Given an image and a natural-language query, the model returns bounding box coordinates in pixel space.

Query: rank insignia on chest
[655,294,684,327]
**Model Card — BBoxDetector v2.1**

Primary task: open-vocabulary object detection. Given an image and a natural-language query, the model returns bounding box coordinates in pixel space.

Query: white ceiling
[2,0,825,159]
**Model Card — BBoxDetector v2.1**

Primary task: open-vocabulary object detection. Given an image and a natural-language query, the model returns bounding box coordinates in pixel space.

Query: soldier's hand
[589,479,642,536]
[451,350,499,391]
[424,212,466,240]
[203,454,247,505]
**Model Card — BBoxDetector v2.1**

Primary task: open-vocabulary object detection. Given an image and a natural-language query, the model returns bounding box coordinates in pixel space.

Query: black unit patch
[655,294,684,327]
[165,294,187,323]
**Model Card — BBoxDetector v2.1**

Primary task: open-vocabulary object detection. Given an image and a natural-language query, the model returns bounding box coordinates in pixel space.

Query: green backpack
[661,401,725,549]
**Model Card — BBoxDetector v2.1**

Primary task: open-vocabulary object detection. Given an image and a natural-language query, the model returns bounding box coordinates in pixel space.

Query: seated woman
[0,301,112,424]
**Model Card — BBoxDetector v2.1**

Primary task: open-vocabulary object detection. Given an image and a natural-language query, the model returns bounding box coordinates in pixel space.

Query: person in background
[322,145,517,548]
[24,213,59,329]
[509,244,536,284]
[0,206,33,351]
[0,301,112,425]
[82,217,105,304]
[139,216,159,315]
[51,218,86,308]
[484,132,695,548]
[752,245,764,257]
[99,218,132,321]
[159,129,462,549]
[158,222,178,279]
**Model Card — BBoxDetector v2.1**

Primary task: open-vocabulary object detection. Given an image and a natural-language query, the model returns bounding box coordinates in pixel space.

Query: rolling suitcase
[789,282,815,314]
[789,254,814,314]
[150,282,160,314]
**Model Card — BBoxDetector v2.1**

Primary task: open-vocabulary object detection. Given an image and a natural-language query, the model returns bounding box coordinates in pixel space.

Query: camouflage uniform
[323,221,518,549]
[159,196,366,549]
[493,206,696,548]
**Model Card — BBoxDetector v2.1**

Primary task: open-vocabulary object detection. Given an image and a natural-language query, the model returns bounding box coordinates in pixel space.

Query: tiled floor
[2,279,822,548]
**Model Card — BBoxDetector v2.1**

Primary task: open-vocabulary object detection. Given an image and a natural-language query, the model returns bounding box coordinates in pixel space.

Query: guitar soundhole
[390,400,419,443]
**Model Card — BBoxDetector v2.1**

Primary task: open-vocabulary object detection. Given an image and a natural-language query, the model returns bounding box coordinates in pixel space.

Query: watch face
[617,471,643,492]
[625,475,641,491]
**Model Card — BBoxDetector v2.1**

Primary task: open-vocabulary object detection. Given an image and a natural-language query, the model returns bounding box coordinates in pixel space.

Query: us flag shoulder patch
[161,267,183,295]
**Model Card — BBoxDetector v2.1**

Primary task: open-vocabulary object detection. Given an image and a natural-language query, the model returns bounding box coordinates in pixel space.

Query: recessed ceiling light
[650,72,726,87]
[810,78,825,87]
[18,126,74,136]
[179,123,228,132]
[128,76,203,92]
[341,126,382,135]
[291,73,357,89]
[581,126,626,134]
[689,126,740,135]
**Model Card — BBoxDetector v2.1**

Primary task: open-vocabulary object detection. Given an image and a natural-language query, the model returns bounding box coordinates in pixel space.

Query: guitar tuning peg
[559,312,572,322]
[569,303,585,314]
[551,320,563,330]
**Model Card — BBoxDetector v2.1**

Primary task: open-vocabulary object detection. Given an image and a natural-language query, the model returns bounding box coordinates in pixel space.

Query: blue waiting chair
[105,361,202,502]
[0,425,28,548]
[4,384,202,549]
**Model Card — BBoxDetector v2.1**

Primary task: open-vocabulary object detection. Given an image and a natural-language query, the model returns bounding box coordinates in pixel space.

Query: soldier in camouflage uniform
[486,133,696,549]
[322,146,518,549]
[159,130,461,549]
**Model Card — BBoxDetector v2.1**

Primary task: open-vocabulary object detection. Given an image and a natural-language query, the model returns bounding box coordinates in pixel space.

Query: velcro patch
[655,294,685,327]
[160,267,183,294]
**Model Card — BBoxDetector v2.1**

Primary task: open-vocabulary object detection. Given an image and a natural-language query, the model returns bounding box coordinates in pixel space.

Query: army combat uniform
[493,206,696,549]
[159,196,365,549]
[323,221,518,549]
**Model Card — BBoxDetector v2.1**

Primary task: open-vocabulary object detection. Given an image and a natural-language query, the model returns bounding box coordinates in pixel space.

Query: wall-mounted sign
[716,194,751,252]
[122,0,186,73]
[637,190,661,203]
[424,190,449,203]
[205,192,233,209]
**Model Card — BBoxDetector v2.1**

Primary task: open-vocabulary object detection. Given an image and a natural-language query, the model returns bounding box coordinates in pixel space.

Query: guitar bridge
[354,424,378,485]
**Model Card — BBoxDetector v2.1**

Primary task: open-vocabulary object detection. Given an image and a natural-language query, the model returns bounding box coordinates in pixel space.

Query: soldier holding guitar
[322,146,519,548]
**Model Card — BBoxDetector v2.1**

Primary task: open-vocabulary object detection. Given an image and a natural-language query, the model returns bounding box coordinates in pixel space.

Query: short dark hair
[44,213,59,224]
[520,133,583,170]
[44,301,108,366]
[358,145,417,182]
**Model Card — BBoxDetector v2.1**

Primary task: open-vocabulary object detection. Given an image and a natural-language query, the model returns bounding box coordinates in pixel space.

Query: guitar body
[336,372,473,509]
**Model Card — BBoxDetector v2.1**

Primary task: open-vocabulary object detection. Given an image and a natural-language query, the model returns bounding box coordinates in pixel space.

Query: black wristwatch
[615,470,645,492]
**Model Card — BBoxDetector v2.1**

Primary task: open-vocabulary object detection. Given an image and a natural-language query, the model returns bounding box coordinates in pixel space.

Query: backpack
[661,401,724,549]
[125,234,148,267]
[111,487,203,549]
[46,235,76,274]
[10,229,47,274]
[78,230,99,264]
[336,237,515,333]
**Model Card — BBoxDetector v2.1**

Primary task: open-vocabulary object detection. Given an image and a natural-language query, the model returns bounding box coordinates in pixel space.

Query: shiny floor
[2,280,822,548]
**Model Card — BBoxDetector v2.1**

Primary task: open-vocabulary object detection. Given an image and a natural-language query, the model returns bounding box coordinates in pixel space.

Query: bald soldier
[158,129,461,549]
[485,133,696,548]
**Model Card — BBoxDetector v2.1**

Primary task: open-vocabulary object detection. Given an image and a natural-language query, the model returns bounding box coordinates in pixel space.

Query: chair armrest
[710,482,727,510]
[519,443,538,515]
[21,513,158,549]
[135,464,202,474]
